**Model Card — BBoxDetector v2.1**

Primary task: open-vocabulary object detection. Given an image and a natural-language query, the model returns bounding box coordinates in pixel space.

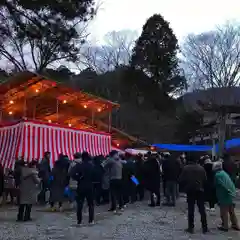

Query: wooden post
[56,99,59,122]
[23,91,27,118]
[108,111,112,133]
[33,101,36,119]
[0,108,2,123]
[91,110,95,126]
[218,111,227,158]
[0,96,2,123]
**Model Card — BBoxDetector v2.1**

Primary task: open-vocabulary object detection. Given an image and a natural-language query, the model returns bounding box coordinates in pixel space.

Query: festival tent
[0,71,144,150]
[0,120,111,169]
[125,148,157,155]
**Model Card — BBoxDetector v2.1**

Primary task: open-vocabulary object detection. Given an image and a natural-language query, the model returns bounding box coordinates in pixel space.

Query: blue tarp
[152,143,212,152]
[152,138,240,152]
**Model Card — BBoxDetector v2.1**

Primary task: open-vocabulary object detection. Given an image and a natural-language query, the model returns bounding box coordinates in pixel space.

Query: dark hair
[74,152,81,159]
[185,153,197,164]
[28,160,38,168]
[109,150,118,157]
[82,151,90,161]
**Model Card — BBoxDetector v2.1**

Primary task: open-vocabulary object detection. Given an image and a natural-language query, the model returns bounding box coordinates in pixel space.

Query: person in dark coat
[38,152,51,204]
[203,158,217,211]
[143,153,161,207]
[14,159,25,205]
[179,154,208,234]
[92,156,104,205]
[135,154,145,201]
[49,157,68,211]
[70,151,95,225]
[162,153,181,206]
[122,153,136,204]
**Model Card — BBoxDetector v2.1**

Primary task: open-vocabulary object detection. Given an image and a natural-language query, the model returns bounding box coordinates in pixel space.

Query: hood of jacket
[21,166,37,178]
[74,158,82,164]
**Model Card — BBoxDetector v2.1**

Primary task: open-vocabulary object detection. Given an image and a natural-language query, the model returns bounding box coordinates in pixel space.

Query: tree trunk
[218,112,226,158]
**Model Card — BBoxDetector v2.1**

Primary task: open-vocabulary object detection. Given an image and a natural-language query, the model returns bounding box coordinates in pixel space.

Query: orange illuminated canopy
[0,71,119,131]
[0,71,145,149]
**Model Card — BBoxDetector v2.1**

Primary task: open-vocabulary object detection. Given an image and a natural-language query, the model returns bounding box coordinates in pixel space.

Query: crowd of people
[0,150,239,234]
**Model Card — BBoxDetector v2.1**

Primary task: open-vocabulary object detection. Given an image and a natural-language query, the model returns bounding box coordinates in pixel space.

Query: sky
[89,0,240,43]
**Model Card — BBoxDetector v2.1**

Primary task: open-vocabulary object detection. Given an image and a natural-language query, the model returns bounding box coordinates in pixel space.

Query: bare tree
[182,22,240,90]
[182,22,240,156]
[80,30,138,73]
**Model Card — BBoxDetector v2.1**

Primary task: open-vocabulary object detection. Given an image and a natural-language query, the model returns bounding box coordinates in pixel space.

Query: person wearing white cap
[213,161,240,232]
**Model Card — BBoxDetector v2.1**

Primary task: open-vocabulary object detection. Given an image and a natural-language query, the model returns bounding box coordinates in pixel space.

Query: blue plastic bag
[131,175,139,185]
[64,186,73,198]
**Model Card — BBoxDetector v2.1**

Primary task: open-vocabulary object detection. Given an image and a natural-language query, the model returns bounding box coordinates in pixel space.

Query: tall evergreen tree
[131,14,185,95]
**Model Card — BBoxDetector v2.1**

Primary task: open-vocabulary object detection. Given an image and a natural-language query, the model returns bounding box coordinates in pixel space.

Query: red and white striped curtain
[0,122,23,169]
[0,120,111,169]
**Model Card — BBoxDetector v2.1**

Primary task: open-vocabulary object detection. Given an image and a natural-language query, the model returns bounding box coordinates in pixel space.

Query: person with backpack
[70,152,95,225]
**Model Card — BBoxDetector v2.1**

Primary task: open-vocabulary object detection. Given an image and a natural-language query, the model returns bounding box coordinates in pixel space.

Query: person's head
[185,153,197,164]
[204,158,212,165]
[44,151,51,160]
[82,151,91,162]
[74,152,81,159]
[28,160,38,168]
[136,154,143,162]
[212,161,223,172]
[223,152,231,162]
[109,150,119,160]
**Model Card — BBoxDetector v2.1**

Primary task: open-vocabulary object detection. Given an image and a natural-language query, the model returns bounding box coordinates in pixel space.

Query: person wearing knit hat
[213,161,240,232]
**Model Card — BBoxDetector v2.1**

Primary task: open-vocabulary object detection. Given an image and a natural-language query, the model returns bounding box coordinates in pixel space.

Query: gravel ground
[0,199,240,240]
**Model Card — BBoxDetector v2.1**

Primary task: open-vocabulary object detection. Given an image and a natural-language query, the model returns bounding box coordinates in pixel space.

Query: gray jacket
[104,158,122,180]
[68,158,82,189]
[19,166,40,204]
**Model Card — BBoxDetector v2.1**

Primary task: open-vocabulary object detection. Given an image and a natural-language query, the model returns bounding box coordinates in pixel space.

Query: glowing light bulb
[9,100,14,104]
[68,123,72,127]
[63,100,67,104]
[8,111,13,115]
[48,120,52,123]
[97,108,101,112]
[35,89,39,93]
[117,143,120,147]
[84,105,87,109]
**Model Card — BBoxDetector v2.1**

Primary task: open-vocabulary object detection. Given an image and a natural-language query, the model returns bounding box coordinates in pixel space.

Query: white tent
[125,148,157,155]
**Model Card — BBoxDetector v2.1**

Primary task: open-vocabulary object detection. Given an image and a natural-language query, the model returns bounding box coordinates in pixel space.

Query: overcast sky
[88,0,240,43]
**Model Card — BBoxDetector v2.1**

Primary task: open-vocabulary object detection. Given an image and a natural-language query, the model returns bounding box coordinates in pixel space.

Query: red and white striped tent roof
[0,120,111,169]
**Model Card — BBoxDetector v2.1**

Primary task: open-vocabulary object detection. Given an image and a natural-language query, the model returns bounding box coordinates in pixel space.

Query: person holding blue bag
[131,176,139,185]
[49,155,69,212]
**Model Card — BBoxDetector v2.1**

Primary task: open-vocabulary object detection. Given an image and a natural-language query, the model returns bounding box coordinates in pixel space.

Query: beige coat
[19,166,40,204]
